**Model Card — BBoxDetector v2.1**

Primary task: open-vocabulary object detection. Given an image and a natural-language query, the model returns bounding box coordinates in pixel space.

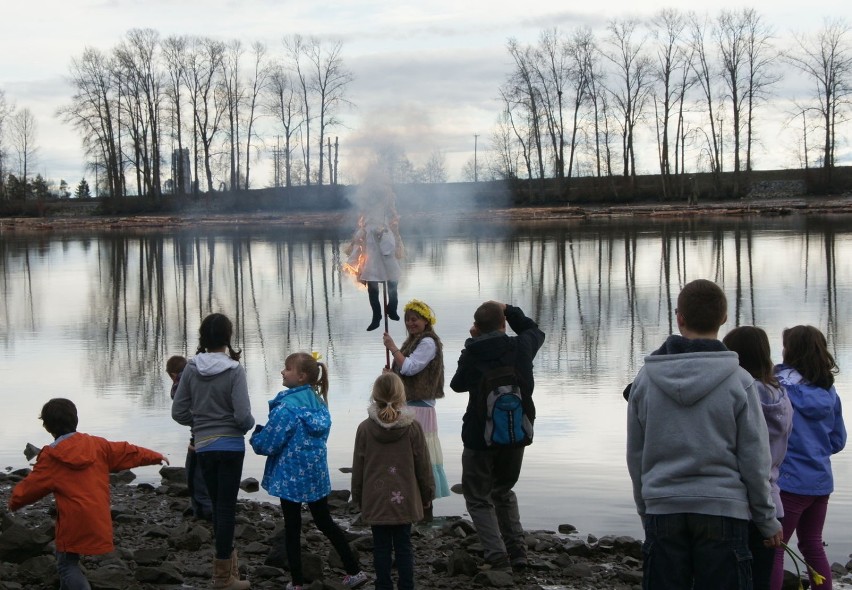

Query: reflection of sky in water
[1,216,851,562]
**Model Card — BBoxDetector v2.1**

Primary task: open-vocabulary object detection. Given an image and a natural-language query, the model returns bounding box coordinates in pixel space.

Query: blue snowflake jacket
[250,384,332,502]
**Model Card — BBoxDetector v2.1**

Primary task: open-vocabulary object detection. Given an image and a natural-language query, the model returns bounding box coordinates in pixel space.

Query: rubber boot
[386,281,400,321]
[213,556,250,589]
[366,284,382,331]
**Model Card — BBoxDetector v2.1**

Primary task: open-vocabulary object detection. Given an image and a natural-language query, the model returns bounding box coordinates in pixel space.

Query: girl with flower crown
[250,352,368,590]
[382,300,451,520]
[352,372,435,590]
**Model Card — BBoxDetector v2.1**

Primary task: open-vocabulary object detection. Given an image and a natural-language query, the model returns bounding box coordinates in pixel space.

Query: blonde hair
[371,372,406,423]
[285,352,330,403]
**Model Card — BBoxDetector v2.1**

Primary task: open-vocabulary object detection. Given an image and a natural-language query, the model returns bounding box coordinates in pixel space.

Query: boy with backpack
[626,279,782,589]
[450,301,545,572]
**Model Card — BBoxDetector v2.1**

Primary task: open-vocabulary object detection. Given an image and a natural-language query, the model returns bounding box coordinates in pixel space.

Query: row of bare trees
[59,29,353,198]
[492,12,852,197]
[0,90,42,199]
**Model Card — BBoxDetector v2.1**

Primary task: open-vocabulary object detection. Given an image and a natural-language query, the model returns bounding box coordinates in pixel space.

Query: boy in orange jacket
[8,398,168,589]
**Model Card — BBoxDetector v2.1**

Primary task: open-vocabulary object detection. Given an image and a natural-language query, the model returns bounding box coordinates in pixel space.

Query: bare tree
[531,29,569,183]
[60,48,124,198]
[242,42,271,190]
[650,9,691,198]
[305,38,353,186]
[0,90,12,198]
[689,13,723,191]
[162,35,190,196]
[785,18,852,175]
[742,9,779,172]
[182,37,226,193]
[10,107,38,188]
[284,36,313,185]
[506,38,546,195]
[115,28,165,198]
[264,64,302,187]
[221,39,245,192]
[422,150,448,183]
[602,18,652,180]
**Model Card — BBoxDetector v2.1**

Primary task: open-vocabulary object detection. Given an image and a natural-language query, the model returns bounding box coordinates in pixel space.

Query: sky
[0,0,844,187]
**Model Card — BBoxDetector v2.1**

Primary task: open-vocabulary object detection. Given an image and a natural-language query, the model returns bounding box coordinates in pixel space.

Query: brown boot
[213,556,250,589]
[230,549,241,579]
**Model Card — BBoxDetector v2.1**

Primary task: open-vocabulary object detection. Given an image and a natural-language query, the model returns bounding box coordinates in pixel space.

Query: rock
[159,466,187,483]
[240,477,259,492]
[558,523,577,534]
[109,469,136,485]
[17,555,57,584]
[450,483,463,494]
[134,563,184,584]
[472,569,515,587]
[87,564,135,589]
[446,549,478,577]
[0,522,53,563]
[168,523,211,551]
[132,547,169,565]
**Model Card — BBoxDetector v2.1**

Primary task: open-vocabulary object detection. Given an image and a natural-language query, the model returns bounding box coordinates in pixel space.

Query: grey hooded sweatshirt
[171,352,255,445]
[626,335,781,538]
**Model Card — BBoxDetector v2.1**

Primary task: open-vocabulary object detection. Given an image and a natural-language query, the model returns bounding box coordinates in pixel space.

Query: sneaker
[342,570,369,588]
[509,549,528,572]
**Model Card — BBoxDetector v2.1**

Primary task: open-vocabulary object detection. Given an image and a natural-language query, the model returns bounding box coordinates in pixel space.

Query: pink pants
[770,491,832,590]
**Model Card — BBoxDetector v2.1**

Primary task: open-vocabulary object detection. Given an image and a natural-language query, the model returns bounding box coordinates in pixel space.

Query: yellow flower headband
[403,299,436,325]
[311,351,323,361]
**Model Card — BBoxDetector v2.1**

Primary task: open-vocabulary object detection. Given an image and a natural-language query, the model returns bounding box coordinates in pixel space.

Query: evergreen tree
[75,178,91,199]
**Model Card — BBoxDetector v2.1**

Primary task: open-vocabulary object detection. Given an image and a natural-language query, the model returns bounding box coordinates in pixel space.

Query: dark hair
[286,352,329,403]
[723,326,779,387]
[782,325,838,389]
[166,355,187,375]
[474,301,504,334]
[677,279,727,334]
[197,313,241,361]
[40,398,79,438]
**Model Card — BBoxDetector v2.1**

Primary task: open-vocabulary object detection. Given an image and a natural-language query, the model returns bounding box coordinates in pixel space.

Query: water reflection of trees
[0,216,848,404]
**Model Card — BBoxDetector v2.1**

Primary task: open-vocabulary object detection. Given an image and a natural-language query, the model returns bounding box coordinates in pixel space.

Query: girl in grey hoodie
[723,326,793,590]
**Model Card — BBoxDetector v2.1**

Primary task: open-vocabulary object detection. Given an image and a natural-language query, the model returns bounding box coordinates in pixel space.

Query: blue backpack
[479,363,533,447]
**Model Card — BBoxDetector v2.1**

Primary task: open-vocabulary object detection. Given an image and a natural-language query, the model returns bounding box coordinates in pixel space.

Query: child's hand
[160,456,170,466]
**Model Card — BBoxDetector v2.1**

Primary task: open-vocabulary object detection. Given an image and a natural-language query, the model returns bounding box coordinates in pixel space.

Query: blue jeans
[461,446,526,563]
[642,513,752,590]
[56,552,91,590]
[197,450,244,559]
[372,524,413,590]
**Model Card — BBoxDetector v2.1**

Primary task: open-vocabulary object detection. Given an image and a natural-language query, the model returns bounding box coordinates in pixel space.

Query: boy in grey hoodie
[626,279,782,589]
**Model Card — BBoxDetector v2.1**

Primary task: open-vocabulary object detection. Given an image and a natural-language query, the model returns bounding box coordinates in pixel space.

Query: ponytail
[371,372,406,424]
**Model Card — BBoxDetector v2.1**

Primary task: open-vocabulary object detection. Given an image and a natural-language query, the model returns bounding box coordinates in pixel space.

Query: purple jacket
[757,382,793,517]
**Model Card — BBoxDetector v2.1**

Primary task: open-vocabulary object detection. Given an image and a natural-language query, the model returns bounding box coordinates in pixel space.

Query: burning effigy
[343,169,405,331]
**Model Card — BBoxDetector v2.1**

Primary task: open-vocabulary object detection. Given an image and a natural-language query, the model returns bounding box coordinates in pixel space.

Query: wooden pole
[383,281,390,368]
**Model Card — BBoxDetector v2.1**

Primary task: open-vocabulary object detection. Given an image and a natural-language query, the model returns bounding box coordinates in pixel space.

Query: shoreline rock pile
[1,467,850,589]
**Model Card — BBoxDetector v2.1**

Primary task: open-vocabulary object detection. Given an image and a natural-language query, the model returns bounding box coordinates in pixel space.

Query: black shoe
[367,316,381,331]
[387,309,400,321]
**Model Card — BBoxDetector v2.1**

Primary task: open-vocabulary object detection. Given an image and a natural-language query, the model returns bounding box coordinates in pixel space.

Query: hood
[192,352,239,377]
[464,331,511,362]
[644,350,743,407]
[271,384,330,436]
[42,432,97,471]
[776,364,836,421]
[365,404,416,443]
[757,381,792,433]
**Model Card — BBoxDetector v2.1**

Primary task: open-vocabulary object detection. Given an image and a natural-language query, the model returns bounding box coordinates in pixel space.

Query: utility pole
[474,134,479,182]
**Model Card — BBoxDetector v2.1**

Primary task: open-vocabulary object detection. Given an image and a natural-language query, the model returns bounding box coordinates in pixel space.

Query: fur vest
[398,331,445,401]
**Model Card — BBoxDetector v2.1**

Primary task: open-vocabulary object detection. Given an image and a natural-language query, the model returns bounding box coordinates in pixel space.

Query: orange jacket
[8,432,164,555]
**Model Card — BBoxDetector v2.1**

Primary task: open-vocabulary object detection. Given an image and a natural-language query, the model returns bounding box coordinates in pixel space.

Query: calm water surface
[1,213,850,563]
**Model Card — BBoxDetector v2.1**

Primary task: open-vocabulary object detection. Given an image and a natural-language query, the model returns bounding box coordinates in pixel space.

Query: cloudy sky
[0,0,842,186]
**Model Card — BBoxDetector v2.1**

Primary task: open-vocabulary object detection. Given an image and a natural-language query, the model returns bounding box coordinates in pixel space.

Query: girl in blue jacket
[770,326,846,590]
[250,352,368,590]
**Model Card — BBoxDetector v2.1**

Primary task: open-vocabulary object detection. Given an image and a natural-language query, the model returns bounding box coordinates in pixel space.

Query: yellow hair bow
[311,351,323,361]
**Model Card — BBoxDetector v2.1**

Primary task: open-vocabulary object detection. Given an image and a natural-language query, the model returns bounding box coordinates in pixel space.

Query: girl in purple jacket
[771,325,846,590]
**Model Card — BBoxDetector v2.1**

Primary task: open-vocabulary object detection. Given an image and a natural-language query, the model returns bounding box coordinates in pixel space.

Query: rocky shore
[1,194,852,234]
[1,467,851,590]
